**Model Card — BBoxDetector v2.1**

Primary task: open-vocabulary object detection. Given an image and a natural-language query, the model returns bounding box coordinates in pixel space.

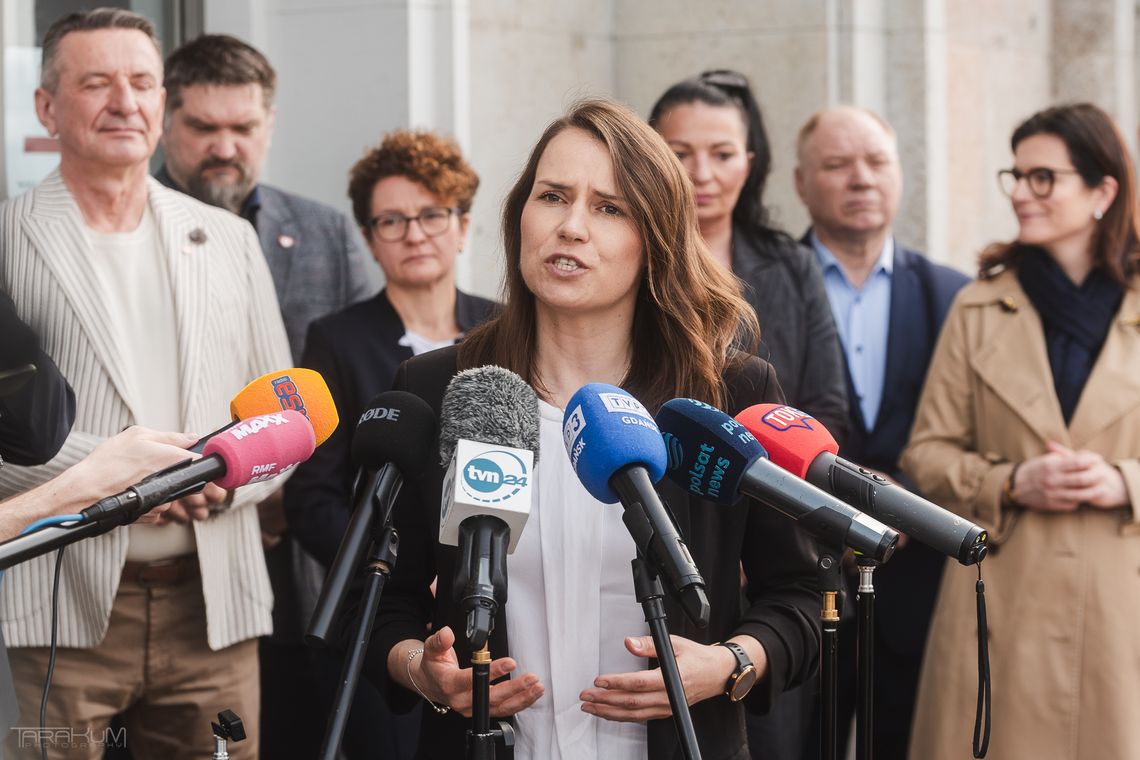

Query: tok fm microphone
[306,390,437,646]
[438,366,539,649]
[736,404,987,565]
[563,384,711,627]
[654,398,897,563]
[81,410,316,526]
[190,367,340,453]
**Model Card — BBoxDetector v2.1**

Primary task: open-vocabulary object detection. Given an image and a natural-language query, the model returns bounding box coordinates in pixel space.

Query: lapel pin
[278,234,295,249]
[188,228,207,245]
[999,297,1019,313]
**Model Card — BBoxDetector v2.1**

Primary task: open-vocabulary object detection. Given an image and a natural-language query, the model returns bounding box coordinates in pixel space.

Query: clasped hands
[1012,441,1128,512]
[402,625,757,721]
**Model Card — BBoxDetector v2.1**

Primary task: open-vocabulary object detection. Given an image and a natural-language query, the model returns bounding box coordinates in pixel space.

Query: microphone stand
[316,471,402,760]
[817,549,843,760]
[855,558,878,760]
[630,554,702,760]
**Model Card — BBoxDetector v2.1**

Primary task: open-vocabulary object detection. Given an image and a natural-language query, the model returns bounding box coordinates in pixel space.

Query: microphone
[81,410,316,526]
[562,384,711,627]
[306,391,437,646]
[655,398,897,563]
[438,366,539,649]
[736,404,988,566]
[190,368,340,453]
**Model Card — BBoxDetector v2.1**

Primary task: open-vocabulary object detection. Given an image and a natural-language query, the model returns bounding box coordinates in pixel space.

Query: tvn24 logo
[461,450,530,504]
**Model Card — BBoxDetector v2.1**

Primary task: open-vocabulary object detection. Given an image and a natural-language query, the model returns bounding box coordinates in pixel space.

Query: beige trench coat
[900,269,1140,760]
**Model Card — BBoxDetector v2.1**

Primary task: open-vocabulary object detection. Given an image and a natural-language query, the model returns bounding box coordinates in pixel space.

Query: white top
[398,329,457,356]
[86,206,195,560]
[505,400,649,760]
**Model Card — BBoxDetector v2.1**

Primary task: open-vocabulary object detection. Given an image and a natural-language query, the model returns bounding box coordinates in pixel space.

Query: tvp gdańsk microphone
[307,390,437,646]
[654,398,897,563]
[736,404,988,566]
[81,410,316,525]
[562,383,711,627]
[438,366,539,649]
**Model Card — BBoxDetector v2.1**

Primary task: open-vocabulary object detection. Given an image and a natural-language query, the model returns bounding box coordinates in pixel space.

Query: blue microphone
[655,398,897,562]
[562,383,710,627]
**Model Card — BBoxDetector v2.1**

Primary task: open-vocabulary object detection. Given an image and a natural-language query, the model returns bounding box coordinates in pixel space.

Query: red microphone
[735,404,987,565]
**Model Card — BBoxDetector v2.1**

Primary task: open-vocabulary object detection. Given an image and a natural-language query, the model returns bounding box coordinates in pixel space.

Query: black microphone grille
[350,390,437,475]
[438,365,540,465]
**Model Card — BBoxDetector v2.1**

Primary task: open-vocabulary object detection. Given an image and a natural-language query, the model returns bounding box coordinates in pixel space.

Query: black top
[732,226,849,445]
[284,289,497,566]
[362,345,821,760]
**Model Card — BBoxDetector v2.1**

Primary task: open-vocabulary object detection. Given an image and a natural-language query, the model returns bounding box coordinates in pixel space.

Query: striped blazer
[0,169,292,650]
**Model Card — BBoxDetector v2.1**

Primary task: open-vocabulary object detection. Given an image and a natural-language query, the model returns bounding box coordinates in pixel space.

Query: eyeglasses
[367,206,459,242]
[997,167,1081,199]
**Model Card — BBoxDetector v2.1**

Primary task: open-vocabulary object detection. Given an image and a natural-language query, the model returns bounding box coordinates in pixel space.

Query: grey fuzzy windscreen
[438,366,541,465]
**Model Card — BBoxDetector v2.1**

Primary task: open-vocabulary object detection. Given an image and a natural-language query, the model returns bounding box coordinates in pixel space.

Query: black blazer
[284,288,497,566]
[363,345,821,760]
[732,226,849,445]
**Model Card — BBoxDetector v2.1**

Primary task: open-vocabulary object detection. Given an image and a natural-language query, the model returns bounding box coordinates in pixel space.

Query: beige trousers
[4,574,259,759]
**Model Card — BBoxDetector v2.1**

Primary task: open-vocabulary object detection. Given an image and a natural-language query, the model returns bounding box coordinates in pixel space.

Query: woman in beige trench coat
[902,103,1140,760]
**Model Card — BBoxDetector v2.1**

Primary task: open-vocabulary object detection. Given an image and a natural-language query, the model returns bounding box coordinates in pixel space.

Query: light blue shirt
[811,233,894,429]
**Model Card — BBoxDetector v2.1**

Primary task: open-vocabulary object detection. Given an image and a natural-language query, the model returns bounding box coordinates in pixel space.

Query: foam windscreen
[350,390,438,475]
[204,410,316,489]
[229,368,339,446]
[438,366,540,465]
[734,404,838,478]
[654,398,765,505]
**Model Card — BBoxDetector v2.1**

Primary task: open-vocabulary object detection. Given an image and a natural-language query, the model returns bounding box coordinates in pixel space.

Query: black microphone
[306,391,437,646]
[562,383,711,627]
[655,398,897,563]
[736,404,988,566]
[438,366,539,650]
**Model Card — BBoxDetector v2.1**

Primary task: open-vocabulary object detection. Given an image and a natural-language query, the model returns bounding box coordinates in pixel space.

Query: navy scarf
[1017,248,1123,423]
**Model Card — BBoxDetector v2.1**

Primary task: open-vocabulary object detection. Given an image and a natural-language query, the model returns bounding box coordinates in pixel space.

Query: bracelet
[1003,462,1022,508]
[406,647,450,715]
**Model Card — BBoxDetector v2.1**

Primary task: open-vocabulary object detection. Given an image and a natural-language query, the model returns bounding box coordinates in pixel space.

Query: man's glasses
[368,206,459,242]
[997,167,1081,199]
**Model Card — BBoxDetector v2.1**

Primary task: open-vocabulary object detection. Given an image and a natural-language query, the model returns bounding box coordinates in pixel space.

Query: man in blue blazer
[794,106,969,760]
[156,34,381,759]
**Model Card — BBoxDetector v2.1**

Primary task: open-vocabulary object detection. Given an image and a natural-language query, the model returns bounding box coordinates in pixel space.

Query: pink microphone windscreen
[203,410,316,489]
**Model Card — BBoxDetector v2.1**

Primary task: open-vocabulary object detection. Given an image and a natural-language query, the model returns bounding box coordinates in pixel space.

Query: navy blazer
[363,346,821,760]
[284,289,497,567]
[803,231,969,656]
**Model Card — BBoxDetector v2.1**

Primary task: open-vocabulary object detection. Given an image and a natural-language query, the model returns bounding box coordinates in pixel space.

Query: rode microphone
[81,410,316,526]
[563,384,710,627]
[190,368,340,453]
[439,366,539,649]
[655,398,898,563]
[306,391,437,646]
[736,404,988,566]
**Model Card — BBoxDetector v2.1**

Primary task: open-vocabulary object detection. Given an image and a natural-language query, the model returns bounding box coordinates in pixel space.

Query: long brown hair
[980,102,1140,285]
[459,98,759,410]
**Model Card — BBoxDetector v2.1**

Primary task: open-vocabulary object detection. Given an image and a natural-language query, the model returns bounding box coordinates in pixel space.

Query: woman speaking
[364,99,820,759]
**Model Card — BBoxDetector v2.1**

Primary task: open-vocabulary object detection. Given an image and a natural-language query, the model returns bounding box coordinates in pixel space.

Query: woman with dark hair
[650,70,848,442]
[284,129,497,759]
[364,98,819,760]
[902,102,1140,759]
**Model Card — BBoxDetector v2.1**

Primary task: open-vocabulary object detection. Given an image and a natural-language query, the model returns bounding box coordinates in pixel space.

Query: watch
[719,641,758,702]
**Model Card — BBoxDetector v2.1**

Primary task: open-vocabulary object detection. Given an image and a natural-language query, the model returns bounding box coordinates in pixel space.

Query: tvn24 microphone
[81,410,316,526]
[562,384,711,627]
[439,366,539,649]
[736,404,988,566]
[655,398,897,563]
[306,390,437,646]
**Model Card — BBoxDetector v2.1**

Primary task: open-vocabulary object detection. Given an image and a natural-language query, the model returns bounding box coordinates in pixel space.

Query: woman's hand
[407,626,545,718]
[1014,442,1129,511]
[579,634,766,722]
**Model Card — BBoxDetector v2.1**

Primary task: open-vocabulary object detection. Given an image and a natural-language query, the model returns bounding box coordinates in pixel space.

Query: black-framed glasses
[368,206,459,242]
[997,167,1081,199]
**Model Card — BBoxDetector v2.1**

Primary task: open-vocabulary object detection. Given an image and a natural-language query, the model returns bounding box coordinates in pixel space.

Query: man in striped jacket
[0,9,291,758]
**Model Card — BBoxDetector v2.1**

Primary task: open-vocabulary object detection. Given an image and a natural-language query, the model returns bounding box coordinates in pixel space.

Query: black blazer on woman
[363,345,821,760]
[732,226,849,445]
[284,288,497,567]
